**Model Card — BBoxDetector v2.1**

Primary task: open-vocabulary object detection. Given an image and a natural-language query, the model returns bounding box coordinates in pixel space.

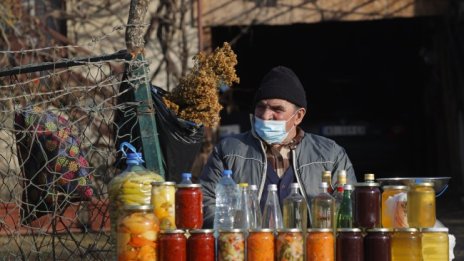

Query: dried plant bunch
[163,42,239,127]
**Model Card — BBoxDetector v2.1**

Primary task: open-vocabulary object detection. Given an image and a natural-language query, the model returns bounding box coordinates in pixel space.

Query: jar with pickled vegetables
[188,229,215,261]
[117,205,159,261]
[306,228,334,261]
[247,229,274,261]
[218,229,245,261]
[175,184,203,229]
[151,181,176,229]
[381,185,408,228]
[276,228,304,261]
[108,143,164,242]
[159,229,187,261]
[407,182,435,228]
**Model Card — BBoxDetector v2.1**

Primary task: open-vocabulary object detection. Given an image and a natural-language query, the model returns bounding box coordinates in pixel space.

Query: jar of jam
[218,229,245,261]
[151,181,176,229]
[247,229,274,261]
[188,229,215,261]
[407,182,435,228]
[421,227,449,260]
[391,228,422,261]
[381,185,408,228]
[276,229,304,261]
[354,181,381,228]
[175,184,203,229]
[159,229,187,261]
[116,205,159,261]
[306,228,334,261]
[336,228,363,261]
[364,228,392,261]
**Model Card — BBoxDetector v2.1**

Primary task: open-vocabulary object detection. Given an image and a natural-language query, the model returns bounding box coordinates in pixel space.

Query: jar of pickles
[247,229,274,261]
[354,181,381,229]
[407,182,436,228]
[306,228,334,261]
[116,205,159,261]
[392,228,422,261]
[159,229,187,261]
[151,181,176,229]
[218,229,245,261]
[336,228,363,261]
[276,229,304,261]
[188,229,215,261]
[175,184,203,229]
[381,185,408,228]
[421,227,449,260]
[364,228,392,261]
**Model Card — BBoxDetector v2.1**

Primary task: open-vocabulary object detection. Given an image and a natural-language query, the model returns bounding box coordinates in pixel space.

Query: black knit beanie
[253,66,307,109]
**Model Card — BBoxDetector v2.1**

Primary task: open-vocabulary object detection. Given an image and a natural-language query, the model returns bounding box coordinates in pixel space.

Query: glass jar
[175,184,203,229]
[276,228,304,261]
[364,228,392,261]
[421,227,449,260]
[381,185,408,228]
[151,181,176,229]
[392,228,422,261]
[336,228,363,261]
[117,205,159,261]
[187,229,215,261]
[247,229,274,261]
[306,228,334,261]
[218,229,245,261]
[354,182,381,229]
[159,229,187,261]
[407,182,436,228]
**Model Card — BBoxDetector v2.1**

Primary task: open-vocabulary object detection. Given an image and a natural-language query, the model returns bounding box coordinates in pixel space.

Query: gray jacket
[199,130,356,228]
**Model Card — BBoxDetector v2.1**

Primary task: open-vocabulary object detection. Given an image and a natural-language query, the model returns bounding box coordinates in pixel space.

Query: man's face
[254,99,306,131]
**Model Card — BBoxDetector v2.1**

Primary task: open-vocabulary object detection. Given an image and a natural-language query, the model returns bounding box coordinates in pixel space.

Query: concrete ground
[436,193,464,260]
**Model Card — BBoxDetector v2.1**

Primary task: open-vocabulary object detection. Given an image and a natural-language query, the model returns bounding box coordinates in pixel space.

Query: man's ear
[295,108,306,125]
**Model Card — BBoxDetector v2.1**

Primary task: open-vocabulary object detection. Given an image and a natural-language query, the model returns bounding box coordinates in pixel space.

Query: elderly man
[200,65,356,228]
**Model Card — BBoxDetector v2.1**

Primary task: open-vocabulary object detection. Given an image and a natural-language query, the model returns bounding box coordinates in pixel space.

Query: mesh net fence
[0,46,144,260]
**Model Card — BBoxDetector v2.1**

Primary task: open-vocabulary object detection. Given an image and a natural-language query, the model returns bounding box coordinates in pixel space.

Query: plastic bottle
[311,182,335,228]
[179,172,193,184]
[337,184,353,228]
[249,184,262,229]
[283,183,308,230]
[213,169,238,231]
[262,184,284,230]
[234,183,253,230]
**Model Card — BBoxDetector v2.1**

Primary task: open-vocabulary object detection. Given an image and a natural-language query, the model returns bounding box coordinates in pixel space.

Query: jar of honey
[421,227,449,260]
[381,185,408,228]
[392,228,422,261]
[306,228,334,261]
[407,182,435,228]
[247,229,275,261]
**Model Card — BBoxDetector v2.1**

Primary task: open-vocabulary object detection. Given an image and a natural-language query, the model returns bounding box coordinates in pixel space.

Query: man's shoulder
[217,131,257,147]
[300,132,346,151]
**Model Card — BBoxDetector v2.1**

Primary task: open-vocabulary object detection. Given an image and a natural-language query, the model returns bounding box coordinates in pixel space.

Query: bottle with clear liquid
[234,183,253,230]
[249,184,262,229]
[262,184,283,230]
[179,172,193,184]
[311,182,335,228]
[283,183,308,230]
[214,169,238,230]
[337,184,353,228]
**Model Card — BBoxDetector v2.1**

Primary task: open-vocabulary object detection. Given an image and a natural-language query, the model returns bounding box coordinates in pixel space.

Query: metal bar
[130,53,165,177]
[0,50,132,77]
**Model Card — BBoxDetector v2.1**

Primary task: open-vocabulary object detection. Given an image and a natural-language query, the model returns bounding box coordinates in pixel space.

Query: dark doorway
[212,17,440,181]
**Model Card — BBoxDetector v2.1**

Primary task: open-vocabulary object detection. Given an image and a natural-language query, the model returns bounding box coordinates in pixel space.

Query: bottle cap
[322,171,331,178]
[337,170,347,184]
[343,184,353,191]
[239,183,249,188]
[320,182,328,189]
[364,173,375,182]
[290,183,300,189]
[182,172,192,179]
[249,184,258,191]
[127,152,144,164]
[267,184,277,191]
[223,169,233,176]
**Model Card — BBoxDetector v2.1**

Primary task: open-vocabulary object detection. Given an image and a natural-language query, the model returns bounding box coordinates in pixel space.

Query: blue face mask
[253,114,296,144]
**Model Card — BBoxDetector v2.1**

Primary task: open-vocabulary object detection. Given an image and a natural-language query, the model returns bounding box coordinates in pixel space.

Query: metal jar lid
[411,182,434,187]
[249,228,274,233]
[218,229,245,233]
[307,228,333,233]
[421,227,449,233]
[151,181,176,186]
[160,229,186,234]
[382,185,408,190]
[123,204,153,211]
[276,228,303,233]
[176,184,202,188]
[355,182,380,187]
[366,228,393,233]
[189,229,215,234]
[337,228,362,233]
[394,228,419,232]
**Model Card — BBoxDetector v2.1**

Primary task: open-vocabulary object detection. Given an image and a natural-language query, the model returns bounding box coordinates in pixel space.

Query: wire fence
[0,46,143,260]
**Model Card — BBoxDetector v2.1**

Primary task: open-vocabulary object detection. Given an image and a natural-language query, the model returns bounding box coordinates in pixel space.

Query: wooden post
[126,0,165,177]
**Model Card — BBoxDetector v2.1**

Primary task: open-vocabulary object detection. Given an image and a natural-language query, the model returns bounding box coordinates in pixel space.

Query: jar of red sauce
[187,229,215,261]
[159,229,187,261]
[306,228,334,261]
[247,228,274,261]
[336,228,364,261]
[175,184,203,229]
